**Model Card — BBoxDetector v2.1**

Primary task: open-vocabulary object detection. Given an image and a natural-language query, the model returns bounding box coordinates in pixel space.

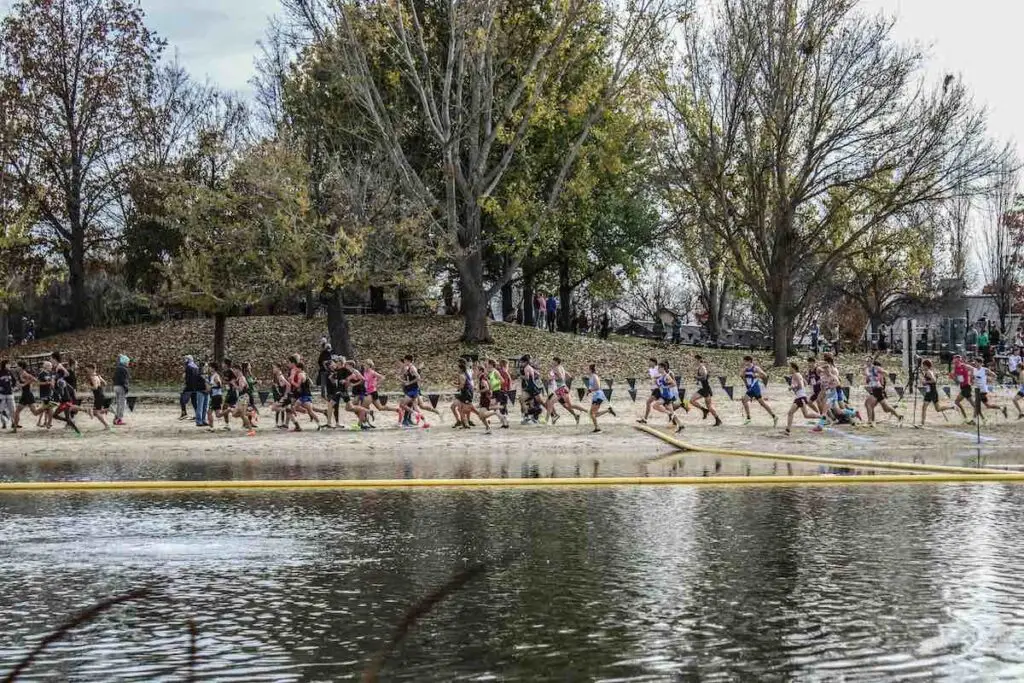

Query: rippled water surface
[3,484,1024,681]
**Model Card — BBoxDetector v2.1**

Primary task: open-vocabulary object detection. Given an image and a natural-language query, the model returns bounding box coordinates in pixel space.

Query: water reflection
[3,485,1024,680]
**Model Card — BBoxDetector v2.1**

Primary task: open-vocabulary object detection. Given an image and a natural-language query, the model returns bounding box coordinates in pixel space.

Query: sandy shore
[1,386,1021,478]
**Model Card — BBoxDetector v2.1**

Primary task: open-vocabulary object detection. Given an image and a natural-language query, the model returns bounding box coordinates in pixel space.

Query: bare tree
[0,0,163,328]
[282,0,680,342]
[661,0,1009,365]
[942,188,974,288]
[978,163,1023,333]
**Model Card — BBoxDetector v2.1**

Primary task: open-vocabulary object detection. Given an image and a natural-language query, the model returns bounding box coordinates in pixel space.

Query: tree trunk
[522,271,535,327]
[558,259,572,332]
[0,306,8,349]
[68,236,87,330]
[398,286,410,314]
[772,309,790,367]
[304,287,316,319]
[501,281,514,322]
[323,288,355,358]
[213,312,227,364]
[369,286,387,314]
[457,252,492,343]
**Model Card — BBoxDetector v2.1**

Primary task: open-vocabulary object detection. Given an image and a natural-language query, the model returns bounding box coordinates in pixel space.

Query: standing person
[784,362,822,436]
[918,359,952,426]
[977,325,991,364]
[584,363,616,433]
[113,355,130,426]
[740,356,777,426]
[0,360,14,429]
[578,311,589,336]
[547,294,558,332]
[810,319,820,354]
[535,293,546,330]
[316,338,332,397]
[691,354,723,427]
[86,365,110,430]
[600,311,610,339]
[183,356,207,427]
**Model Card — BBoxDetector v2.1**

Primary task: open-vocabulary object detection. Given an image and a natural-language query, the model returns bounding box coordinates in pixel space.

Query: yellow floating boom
[635,424,1010,476]
[2,473,1024,492]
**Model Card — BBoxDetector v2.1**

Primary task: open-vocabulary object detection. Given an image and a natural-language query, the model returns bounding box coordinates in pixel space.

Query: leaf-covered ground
[8,314,904,389]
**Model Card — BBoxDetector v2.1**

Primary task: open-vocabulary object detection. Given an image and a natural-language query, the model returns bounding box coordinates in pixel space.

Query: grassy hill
[7,314,903,390]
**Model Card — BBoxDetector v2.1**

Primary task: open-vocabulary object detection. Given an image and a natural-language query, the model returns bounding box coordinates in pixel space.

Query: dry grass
[8,314,904,389]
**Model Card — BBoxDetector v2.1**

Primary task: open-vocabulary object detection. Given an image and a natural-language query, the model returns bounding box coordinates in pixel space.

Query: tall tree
[0,0,163,328]
[285,0,677,343]
[160,140,317,362]
[979,164,1024,333]
[663,0,1007,365]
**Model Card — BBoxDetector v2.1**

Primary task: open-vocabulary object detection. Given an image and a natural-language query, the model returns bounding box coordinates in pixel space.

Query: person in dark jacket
[113,355,130,426]
[183,356,207,426]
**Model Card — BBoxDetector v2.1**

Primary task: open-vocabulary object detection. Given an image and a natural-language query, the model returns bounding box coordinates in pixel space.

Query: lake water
[3,483,1024,681]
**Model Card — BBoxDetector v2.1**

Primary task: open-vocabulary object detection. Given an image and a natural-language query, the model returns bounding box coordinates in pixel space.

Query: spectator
[183,355,207,427]
[1015,326,1023,349]
[978,325,991,363]
[515,305,523,325]
[600,311,610,339]
[535,293,546,330]
[672,317,682,344]
[990,324,1002,353]
[578,311,589,336]
[113,355,130,426]
[316,337,332,395]
[546,295,558,332]
[810,319,820,353]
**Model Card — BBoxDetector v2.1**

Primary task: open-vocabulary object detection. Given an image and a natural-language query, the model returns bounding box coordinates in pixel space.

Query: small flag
[258,391,270,406]
[508,390,517,404]
[605,388,614,401]
[428,394,440,408]
[724,386,734,400]
[842,386,851,399]
[605,377,614,390]
[679,388,686,401]
[577,387,586,401]
[379,394,389,406]
[889,372,897,384]
[126,397,138,412]
[627,377,636,390]
[894,387,905,400]
[566,377,573,390]
[628,388,637,402]
[943,386,951,398]
[846,373,854,385]
[718,375,727,389]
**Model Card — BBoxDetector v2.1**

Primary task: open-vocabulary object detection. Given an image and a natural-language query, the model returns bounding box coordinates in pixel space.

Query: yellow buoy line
[2,473,1024,492]
[635,425,1012,476]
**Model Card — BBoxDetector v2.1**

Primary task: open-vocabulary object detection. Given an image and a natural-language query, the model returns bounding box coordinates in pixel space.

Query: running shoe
[608,406,617,417]
[743,418,751,425]
[636,418,648,424]
[573,413,580,425]
[246,429,256,437]
[521,417,532,425]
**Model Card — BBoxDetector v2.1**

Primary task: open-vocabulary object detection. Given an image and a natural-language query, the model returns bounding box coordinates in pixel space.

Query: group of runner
[3,347,1021,437]
[0,352,114,434]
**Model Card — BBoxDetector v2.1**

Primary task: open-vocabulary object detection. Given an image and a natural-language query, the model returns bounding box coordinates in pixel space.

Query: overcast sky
[146,0,1020,147]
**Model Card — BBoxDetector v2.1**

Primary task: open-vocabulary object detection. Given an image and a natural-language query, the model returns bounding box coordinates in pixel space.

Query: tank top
[743,366,758,389]
[488,370,502,392]
[0,372,11,396]
[364,370,378,393]
[405,366,419,392]
[554,368,567,390]
[867,366,881,388]
[588,375,600,391]
[973,367,989,393]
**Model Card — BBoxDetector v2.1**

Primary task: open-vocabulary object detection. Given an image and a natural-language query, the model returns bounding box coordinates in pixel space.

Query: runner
[51,365,81,435]
[207,362,224,430]
[784,361,821,436]
[342,359,372,429]
[864,358,903,426]
[361,360,395,417]
[11,361,42,432]
[520,355,545,425]
[269,363,295,429]
[973,358,1007,421]
[740,355,777,426]
[85,364,110,430]
[637,357,661,425]
[950,355,974,423]
[917,359,952,426]
[1008,347,1022,386]
[584,363,616,433]
[549,357,584,424]
[475,361,506,430]
[691,355,723,427]
[451,358,484,430]
[399,355,437,426]
[35,360,55,428]
[649,361,686,432]
[289,360,321,431]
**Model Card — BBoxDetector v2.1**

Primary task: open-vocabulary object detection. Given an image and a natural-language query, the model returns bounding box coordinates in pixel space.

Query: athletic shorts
[299,395,313,404]
[697,387,712,398]
[57,401,74,413]
[825,388,839,407]
[870,388,886,402]
[456,389,473,404]
[794,396,808,408]
[405,387,420,399]
[745,385,762,400]
[925,388,940,404]
[980,392,989,403]
[19,390,34,406]
[370,391,380,402]
[226,389,238,408]
[1017,389,1024,399]
[211,395,223,411]
[650,388,661,399]
[591,390,606,405]
[332,392,350,405]
[810,388,821,402]
[960,385,972,400]
[479,393,492,410]
[495,390,508,407]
